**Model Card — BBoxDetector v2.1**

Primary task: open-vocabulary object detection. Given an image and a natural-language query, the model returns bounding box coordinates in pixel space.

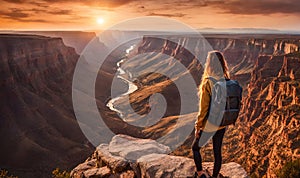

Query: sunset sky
[1,0,300,31]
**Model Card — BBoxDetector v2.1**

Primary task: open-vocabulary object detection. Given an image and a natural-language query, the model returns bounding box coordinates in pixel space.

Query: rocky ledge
[71,135,248,178]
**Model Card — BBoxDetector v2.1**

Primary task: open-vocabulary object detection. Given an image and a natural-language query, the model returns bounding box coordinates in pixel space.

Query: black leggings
[192,128,226,177]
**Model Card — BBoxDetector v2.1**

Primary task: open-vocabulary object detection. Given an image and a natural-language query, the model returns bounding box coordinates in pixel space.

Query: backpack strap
[206,76,230,83]
[205,76,218,83]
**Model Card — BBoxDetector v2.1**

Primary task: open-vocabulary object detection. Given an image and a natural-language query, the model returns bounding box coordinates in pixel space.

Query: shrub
[52,168,71,178]
[277,159,300,178]
[0,169,17,178]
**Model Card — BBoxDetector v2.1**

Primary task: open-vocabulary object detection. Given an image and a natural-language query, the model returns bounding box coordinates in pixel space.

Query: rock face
[71,134,248,178]
[225,52,300,177]
[0,34,94,177]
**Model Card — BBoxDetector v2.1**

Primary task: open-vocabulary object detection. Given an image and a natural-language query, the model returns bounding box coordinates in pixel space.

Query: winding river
[106,46,137,120]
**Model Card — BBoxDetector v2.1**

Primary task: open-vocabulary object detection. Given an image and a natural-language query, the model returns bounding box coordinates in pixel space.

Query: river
[106,45,137,120]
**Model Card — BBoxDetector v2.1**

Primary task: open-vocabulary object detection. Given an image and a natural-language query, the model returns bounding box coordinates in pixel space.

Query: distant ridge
[1,28,300,35]
[0,31,96,54]
[197,28,300,34]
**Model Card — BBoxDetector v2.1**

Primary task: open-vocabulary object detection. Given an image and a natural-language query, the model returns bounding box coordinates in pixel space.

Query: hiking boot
[200,174,208,178]
[210,173,227,178]
[193,172,199,178]
[193,171,209,178]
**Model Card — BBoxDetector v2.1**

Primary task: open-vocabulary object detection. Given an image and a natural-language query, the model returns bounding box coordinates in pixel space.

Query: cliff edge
[71,134,248,178]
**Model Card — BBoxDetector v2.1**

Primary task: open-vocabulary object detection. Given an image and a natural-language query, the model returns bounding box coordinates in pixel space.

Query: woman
[192,51,230,178]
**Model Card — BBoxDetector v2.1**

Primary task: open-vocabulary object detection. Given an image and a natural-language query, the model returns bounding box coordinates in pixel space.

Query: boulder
[137,154,248,178]
[137,153,195,177]
[71,159,98,178]
[216,162,249,178]
[96,144,129,172]
[83,166,111,178]
[109,170,135,178]
[108,134,171,161]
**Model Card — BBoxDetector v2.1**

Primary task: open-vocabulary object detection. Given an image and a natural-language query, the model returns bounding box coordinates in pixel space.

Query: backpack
[206,77,243,127]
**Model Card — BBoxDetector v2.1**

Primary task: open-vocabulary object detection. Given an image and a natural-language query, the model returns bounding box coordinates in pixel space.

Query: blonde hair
[200,51,230,88]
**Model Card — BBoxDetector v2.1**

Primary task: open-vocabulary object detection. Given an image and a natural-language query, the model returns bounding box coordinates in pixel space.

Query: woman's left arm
[195,80,212,133]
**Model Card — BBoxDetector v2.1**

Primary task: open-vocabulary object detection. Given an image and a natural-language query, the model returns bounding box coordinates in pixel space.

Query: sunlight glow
[97,17,104,25]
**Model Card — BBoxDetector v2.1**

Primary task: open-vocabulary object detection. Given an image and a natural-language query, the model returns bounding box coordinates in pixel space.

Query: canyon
[0,31,299,177]
[93,32,300,178]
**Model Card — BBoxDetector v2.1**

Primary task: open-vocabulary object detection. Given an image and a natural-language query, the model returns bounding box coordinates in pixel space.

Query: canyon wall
[228,53,300,177]
[206,35,300,177]
[0,34,94,177]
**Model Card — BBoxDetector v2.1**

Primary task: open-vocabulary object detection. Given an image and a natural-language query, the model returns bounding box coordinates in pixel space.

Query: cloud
[81,0,135,8]
[3,0,300,15]
[3,0,135,8]
[0,9,48,23]
[24,8,73,16]
[147,12,186,18]
[30,1,49,8]
[212,0,300,15]
[3,0,25,3]
[0,7,74,23]
[0,8,29,20]
[46,9,73,15]
[133,0,300,15]
[16,18,49,23]
[173,0,220,7]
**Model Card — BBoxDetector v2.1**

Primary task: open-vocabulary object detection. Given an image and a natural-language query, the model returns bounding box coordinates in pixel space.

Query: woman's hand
[195,129,200,138]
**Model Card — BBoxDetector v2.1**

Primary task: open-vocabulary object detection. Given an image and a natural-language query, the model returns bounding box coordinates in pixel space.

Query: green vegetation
[286,51,300,58]
[277,159,300,178]
[0,169,17,178]
[52,168,71,178]
[250,172,258,178]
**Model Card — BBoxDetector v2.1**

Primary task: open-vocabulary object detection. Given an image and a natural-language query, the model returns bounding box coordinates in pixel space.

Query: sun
[97,17,104,25]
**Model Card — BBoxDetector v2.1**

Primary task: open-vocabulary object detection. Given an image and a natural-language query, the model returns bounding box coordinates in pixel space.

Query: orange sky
[1,0,300,31]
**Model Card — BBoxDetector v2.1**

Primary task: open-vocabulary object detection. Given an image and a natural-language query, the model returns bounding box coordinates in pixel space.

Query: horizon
[1,27,300,34]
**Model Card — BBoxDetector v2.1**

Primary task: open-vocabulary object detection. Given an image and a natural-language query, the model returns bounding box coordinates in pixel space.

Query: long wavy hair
[200,51,230,89]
